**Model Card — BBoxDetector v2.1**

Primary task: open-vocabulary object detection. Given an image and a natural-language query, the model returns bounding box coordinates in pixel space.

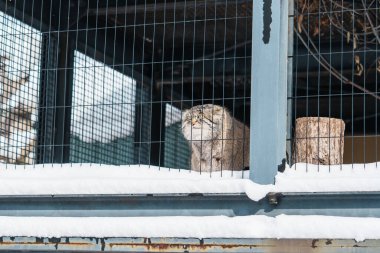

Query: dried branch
[295,26,380,101]
[360,0,380,44]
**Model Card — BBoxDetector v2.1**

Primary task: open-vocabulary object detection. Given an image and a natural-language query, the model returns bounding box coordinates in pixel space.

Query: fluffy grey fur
[182,104,250,172]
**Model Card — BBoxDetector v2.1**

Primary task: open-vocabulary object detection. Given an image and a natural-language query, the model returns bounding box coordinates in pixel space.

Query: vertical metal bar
[278,0,288,170]
[53,32,73,163]
[149,0,166,167]
[37,34,56,164]
[150,87,166,167]
[250,0,288,184]
[286,0,294,165]
[158,0,167,168]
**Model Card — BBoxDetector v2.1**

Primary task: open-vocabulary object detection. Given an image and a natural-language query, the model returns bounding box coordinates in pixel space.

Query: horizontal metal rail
[0,237,379,253]
[0,193,379,252]
[0,192,379,217]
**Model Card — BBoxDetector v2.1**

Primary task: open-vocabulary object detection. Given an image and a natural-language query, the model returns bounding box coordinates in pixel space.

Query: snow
[275,162,380,193]
[0,164,379,240]
[0,163,378,240]
[0,162,380,240]
[0,163,269,201]
[0,214,376,241]
[2,162,380,199]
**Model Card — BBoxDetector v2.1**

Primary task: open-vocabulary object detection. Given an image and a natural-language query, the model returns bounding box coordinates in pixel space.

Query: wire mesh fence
[0,0,252,175]
[0,11,41,165]
[70,50,136,164]
[3,0,380,177]
[290,0,380,168]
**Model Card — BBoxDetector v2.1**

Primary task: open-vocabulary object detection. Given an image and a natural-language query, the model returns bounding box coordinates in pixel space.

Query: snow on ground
[0,214,377,241]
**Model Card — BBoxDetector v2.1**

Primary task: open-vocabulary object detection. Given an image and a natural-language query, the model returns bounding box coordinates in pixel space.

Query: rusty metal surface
[0,237,380,252]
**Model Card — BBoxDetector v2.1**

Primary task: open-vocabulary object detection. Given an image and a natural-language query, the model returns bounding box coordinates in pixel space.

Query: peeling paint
[0,237,379,252]
[48,237,61,243]
[311,239,318,248]
[262,0,272,44]
[100,238,106,251]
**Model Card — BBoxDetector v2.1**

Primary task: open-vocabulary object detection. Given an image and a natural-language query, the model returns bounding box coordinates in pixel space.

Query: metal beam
[88,0,248,16]
[0,193,256,217]
[0,192,380,217]
[286,0,294,164]
[0,237,379,252]
[251,0,288,183]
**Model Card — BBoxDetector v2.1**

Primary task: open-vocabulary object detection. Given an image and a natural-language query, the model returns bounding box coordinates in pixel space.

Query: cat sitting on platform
[182,104,250,172]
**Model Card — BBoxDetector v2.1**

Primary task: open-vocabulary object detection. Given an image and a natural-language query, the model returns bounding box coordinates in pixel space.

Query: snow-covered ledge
[275,162,380,193]
[2,163,380,201]
[0,164,268,201]
[0,215,378,241]
[0,163,379,245]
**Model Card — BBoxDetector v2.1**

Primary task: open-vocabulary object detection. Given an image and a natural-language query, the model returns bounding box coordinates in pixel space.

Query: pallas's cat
[182,104,250,172]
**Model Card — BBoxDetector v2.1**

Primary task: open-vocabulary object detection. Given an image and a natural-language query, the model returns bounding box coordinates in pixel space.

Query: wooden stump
[293,117,345,165]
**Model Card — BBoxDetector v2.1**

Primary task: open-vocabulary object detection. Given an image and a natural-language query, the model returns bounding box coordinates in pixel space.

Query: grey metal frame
[1,1,380,251]
[250,0,289,184]
[0,192,380,218]
[0,237,379,253]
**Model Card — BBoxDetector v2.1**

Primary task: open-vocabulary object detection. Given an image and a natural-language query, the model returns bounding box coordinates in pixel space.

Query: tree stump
[293,117,345,165]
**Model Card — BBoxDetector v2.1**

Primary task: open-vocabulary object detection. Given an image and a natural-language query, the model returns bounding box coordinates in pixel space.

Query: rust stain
[108,242,266,252]
[0,238,373,252]
[0,241,92,247]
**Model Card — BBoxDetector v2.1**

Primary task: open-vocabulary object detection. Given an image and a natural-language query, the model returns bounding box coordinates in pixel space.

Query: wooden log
[293,117,345,165]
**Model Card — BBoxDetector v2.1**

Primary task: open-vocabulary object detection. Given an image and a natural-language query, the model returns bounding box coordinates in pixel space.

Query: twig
[361,0,380,44]
[295,26,380,101]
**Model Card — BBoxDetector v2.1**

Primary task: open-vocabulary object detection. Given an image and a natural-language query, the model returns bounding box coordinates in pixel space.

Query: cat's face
[182,104,225,141]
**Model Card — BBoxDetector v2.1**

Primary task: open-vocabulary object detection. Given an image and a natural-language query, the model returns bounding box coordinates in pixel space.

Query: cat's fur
[182,104,250,172]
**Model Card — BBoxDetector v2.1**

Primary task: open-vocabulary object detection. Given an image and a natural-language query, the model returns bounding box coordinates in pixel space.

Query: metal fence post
[53,32,74,163]
[250,0,288,184]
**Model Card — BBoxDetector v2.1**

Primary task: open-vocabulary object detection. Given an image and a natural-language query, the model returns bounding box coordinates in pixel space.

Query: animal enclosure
[290,0,380,166]
[2,0,380,174]
[0,0,252,173]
